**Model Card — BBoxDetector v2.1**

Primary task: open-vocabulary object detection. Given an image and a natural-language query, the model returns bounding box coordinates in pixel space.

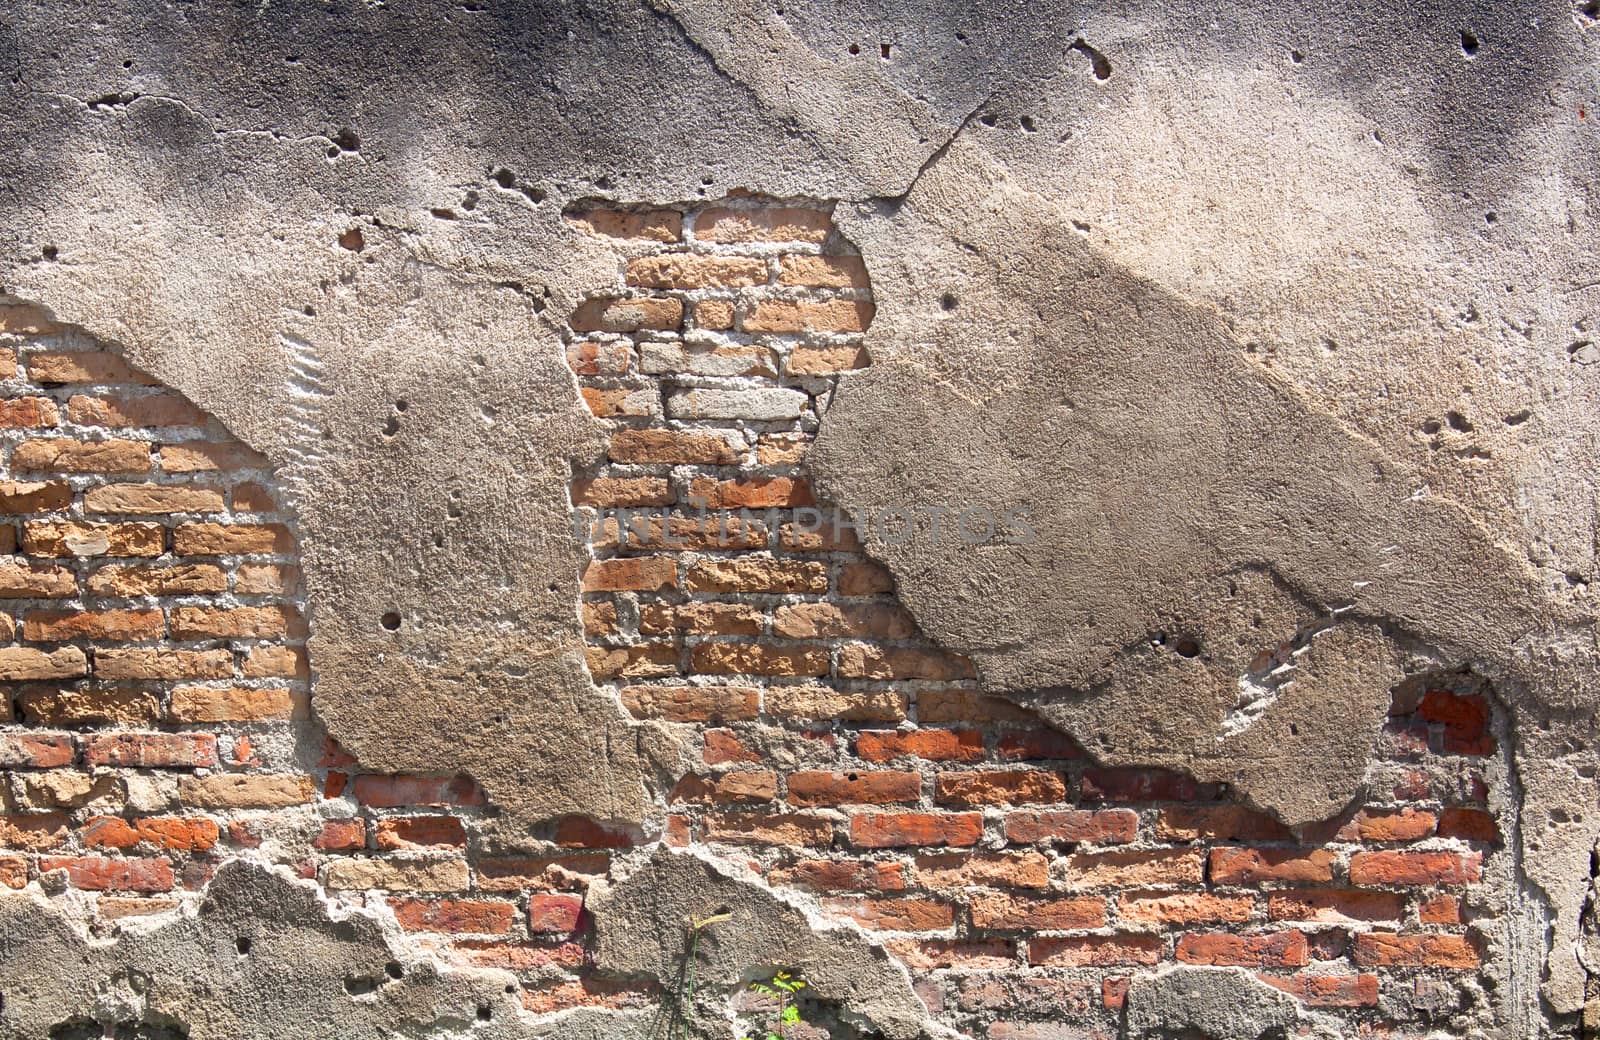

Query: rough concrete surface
[0,0,1597,1034]
[1123,967,1337,1040]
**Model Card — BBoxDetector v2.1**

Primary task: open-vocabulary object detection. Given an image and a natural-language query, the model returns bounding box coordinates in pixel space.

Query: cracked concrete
[0,0,1597,1032]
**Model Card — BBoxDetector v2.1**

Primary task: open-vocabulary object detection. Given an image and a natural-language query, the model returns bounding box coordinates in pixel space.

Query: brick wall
[0,198,1509,1036]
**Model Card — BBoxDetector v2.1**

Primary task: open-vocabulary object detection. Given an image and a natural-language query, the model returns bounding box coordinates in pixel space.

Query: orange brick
[1437,807,1499,843]
[0,855,25,889]
[689,642,827,676]
[936,770,1066,806]
[858,729,984,763]
[565,340,632,376]
[744,299,873,334]
[570,296,682,333]
[0,480,71,513]
[581,556,676,592]
[26,351,156,385]
[970,893,1106,931]
[12,438,151,473]
[1004,810,1139,846]
[157,442,268,471]
[170,605,298,639]
[0,397,59,428]
[88,564,227,596]
[694,300,736,329]
[0,646,88,681]
[571,476,673,507]
[786,343,870,375]
[477,854,609,891]
[585,642,679,680]
[67,393,205,427]
[640,602,763,636]
[1176,931,1309,968]
[1120,892,1255,925]
[178,774,317,808]
[0,813,69,850]
[619,684,758,722]
[173,523,294,554]
[669,771,777,805]
[697,207,830,243]
[1352,932,1479,968]
[85,733,216,768]
[1156,805,1292,843]
[626,254,767,288]
[608,429,740,465]
[569,208,682,241]
[1340,807,1436,842]
[23,520,163,556]
[170,686,295,722]
[314,819,366,851]
[778,254,869,288]
[1209,848,1337,885]
[241,646,309,678]
[773,602,915,640]
[851,812,982,848]
[688,476,814,509]
[837,560,894,595]
[1348,850,1481,886]
[83,483,223,515]
[787,771,920,806]
[684,558,827,594]
[0,561,76,598]
[376,816,468,850]
[1418,894,1461,924]
[38,856,174,892]
[766,685,906,722]
[580,386,659,418]
[24,608,163,641]
[1029,935,1163,968]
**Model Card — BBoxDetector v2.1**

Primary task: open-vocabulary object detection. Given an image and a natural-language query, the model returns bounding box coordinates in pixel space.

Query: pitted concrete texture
[587,847,935,1040]
[1123,967,1336,1040]
[1,0,1597,1031]
[0,859,600,1039]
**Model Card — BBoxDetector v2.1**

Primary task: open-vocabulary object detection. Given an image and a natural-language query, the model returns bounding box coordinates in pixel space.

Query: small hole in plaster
[344,975,379,996]
[1420,419,1442,435]
[380,612,402,631]
[848,42,861,55]
[382,415,400,437]
[504,984,516,994]
[1485,211,1498,224]
[940,292,959,311]
[1071,39,1113,80]
[979,112,998,127]
[235,936,252,955]
[332,126,360,152]
[1290,49,1305,64]
[395,399,408,412]
[1461,29,1479,56]
[386,961,404,980]
[1582,0,1599,18]
[1503,410,1530,426]
[879,43,891,59]
[1174,637,1201,658]
[1446,410,1473,432]
[338,227,365,252]
[1020,115,1037,133]
[477,1004,492,1022]
[1289,723,1300,736]
[434,533,446,548]
[41,245,58,261]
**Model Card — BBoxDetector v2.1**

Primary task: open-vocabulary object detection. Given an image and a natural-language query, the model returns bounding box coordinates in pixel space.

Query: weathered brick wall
[0,201,1510,1036]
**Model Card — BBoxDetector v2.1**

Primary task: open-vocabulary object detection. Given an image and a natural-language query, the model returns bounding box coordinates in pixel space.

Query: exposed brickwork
[0,203,1510,1037]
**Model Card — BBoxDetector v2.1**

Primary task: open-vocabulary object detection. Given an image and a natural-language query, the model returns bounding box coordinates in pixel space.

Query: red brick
[0,732,76,768]
[393,898,517,934]
[889,938,1017,970]
[787,770,920,806]
[1176,931,1309,968]
[1258,974,1379,1007]
[689,643,827,676]
[935,770,1065,807]
[640,603,764,637]
[376,816,468,850]
[702,729,762,765]
[1347,850,1481,886]
[621,685,759,722]
[173,523,294,554]
[836,643,975,681]
[1064,849,1204,888]
[1437,807,1500,843]
[1209,848,1336,885]
[970,893,1106,931]
[569,296,682,333]
[351,774,486,807]
[684,558,827,594]
[1340,807,1436,842]
[1352,932,1480,968]
[67,394,205,427]
[688,477,814,509]
[314,819,366,851]
[566,340,632,376]
[0,855,24,889]
[1028,935,1163,967]
[553,816,639,849]
[850,812,982,848]
[912,851,1050,890]
[169,605,298,640]
[608,429,740,465]
[1004,809,1139,845]
[745,299,873,334]
[23,520,163,556]
[39,856,174,892]
[857,729,984,763]
[528,894,585,932]
[84,733,216,769]
[581,557,677,592]
[1267,890,1405,924]
[1080,767,1221,802]
[0,397,59,428]
[995,730,1084,761]
[669,771,777,805]
[778,254,869,288]
[626,254,766,288]
[770,859,906,892]
[82,816,219,852]
[1156,806,1292,843]
[826,896,954,931]
[12,438,151,473]
[27,351,157,385]
[1418,894,1461,924]
[477,855,609,892]
[570,477,673,508]
[1120,892,1254,925]
[585,642,679,680]
[24,608,163,642]
[1417,689,1493,754]
[0,480,71,513]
